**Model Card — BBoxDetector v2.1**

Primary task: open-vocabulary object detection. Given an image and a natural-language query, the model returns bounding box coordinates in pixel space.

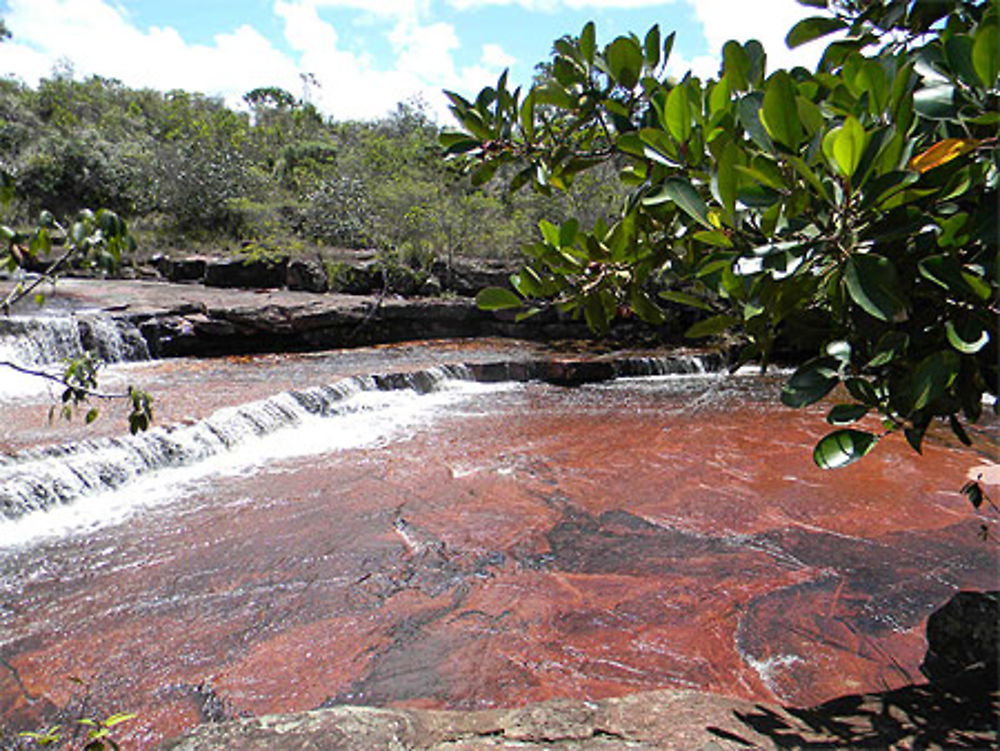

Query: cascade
[0,354,730,524]
[0,364,474,521]
[0,312,149,369]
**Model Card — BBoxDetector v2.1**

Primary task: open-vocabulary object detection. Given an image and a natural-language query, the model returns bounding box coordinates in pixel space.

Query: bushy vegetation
[0,70,624,268]
[453,0,997,471]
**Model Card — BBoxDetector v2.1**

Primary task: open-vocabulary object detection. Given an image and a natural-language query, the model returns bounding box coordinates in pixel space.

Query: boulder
[286,258,329,293]
[153,255,209,283]
[920,590,998,687]
[204,258,288,289]
[431,259,515,297]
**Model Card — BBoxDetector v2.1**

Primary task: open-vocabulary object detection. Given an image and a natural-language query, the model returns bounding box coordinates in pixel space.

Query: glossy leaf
[781,357,839,408]
[659,289,713,311]
[972,23,999,87]
[476,287,522,310]
[642,177,713,228]
[826,403,869,425]
[664,83,692,143]
[786,16,847,48]
[813,429,878,469]
[844,254,906,322]
[823,116,867,178]
[908,350,960,412]
[761,71,803,150]
[685,314,738,338]
[945,320,989,354]
[605,37,643,89]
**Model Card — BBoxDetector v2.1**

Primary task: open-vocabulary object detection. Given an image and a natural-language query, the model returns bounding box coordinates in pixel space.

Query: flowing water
[0,321,996,750]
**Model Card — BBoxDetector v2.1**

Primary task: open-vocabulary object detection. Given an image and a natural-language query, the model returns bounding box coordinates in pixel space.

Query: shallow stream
[0,329,996,750]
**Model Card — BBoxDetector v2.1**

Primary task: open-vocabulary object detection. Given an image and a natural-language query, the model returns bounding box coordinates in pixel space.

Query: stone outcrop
[145,252,518,298]
[12,278,682,358]
[920,590,998,686]
[285,258,329,293]
[154,690,792,751]
[203,257,288,289]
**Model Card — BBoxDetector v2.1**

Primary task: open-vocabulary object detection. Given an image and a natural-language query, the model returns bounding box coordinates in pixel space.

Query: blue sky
[0,0,825,122]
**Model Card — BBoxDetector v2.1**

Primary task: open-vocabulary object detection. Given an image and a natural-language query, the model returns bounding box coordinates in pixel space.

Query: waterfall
[0,313,149,399]
[0,352,727,529]
[0,364,474,521]
[0,313,149,368]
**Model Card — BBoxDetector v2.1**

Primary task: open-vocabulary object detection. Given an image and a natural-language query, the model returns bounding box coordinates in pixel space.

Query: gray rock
[154,690,782,751]
[204,258,287,289]
[287,258,329,293]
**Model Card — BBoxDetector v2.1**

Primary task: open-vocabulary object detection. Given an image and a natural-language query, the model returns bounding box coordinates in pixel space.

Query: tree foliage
[447,0,998,468]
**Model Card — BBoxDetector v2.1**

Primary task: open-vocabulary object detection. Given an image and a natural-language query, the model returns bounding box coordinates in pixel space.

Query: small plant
[19,712,136,750]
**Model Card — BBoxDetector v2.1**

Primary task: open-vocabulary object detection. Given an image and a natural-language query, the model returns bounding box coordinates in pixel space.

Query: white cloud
[448,0,678,9]
[0,0,518,123]
[0,0,828,126]
[482,43,516,69]
[685,0,826,72]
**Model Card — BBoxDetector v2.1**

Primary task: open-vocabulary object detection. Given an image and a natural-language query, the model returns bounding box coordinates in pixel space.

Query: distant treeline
[0,74,623,265]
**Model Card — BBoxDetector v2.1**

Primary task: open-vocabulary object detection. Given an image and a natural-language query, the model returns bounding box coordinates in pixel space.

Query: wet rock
[204,258,287,289]
[286,258,329,293]
[920,590,998,687]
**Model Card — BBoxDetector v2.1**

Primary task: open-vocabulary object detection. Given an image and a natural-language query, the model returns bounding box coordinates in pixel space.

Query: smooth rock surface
[156,680,1000,751]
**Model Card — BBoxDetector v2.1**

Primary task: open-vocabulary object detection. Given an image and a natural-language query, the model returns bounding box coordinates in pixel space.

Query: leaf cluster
[452,0,998,469]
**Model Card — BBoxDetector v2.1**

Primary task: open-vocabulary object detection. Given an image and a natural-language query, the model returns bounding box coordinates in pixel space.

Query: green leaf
[476,287,522,310]
[659,289,713,311]
[785,16,846,48]
[823,116,867,178]
[642,177,713,228]
[813,429,878,469]
[85,408,99,424]
[579,21,596,64]
[630,287,665,325]
[605,37,643,89]
[103,713,137,728]
[662,31,675,69]
[644,25,661,69]
[918,253,981,298]
[692,229,733,247]
[945,320,990,354]
[738,92,773,151]
[972,23,999,88]
[714,140,739,217]
[685,314,738,338]
[781,358,839,408]
[826,403,869,425]
[913,85,955,119]
[723,41,751,90]
[908,350,960,411]
[844,254,906,322]
[664,83,692,143]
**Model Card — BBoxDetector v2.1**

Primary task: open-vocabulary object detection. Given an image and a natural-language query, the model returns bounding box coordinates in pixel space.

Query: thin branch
[0,360,129,400]
[1,241,81,313]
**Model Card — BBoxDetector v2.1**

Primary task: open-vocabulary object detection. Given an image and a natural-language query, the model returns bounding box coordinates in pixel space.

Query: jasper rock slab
[1,373,995,750]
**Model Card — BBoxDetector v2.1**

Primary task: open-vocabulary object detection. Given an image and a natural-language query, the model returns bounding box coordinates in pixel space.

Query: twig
[0,360,129,400]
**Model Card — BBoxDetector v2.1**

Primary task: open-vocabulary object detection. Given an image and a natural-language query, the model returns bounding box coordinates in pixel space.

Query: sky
[0,0,828,124]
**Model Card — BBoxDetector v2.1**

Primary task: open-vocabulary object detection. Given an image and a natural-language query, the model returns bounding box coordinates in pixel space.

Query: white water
[0,371,516,548]
[0,313,149,399]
